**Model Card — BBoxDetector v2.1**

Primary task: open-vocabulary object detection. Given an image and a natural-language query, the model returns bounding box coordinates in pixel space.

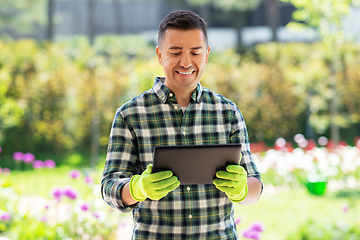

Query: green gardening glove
[129,164,180,202]
[213,165,248,203]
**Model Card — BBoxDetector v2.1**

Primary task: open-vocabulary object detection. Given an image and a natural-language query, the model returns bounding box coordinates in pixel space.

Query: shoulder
[116,89,158,117]
[201,87,240,112]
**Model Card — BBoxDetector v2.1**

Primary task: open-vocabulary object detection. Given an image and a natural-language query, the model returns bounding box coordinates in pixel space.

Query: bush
[286,219,360,240]
[1,37,360,157]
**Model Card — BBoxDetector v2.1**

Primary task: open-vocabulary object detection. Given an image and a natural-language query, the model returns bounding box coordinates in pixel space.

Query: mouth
[175,70,195,76]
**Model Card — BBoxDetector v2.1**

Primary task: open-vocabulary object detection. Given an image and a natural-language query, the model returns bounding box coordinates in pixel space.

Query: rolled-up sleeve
[229,104,263,192]
[101,108,141,213]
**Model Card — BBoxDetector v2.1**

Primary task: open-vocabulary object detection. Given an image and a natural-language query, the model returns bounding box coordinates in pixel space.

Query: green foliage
[0,67,24,142]
[280,0,358,35]
[1,36,360,156]
[0,0,46,36]
[286,219,360,240]
[0,167,121,239]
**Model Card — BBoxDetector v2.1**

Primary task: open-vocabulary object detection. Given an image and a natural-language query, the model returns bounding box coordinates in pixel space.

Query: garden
[1,135,360,239]
[1,7,360,238]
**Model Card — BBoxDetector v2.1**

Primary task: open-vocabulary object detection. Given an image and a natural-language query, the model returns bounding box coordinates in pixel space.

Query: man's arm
[121,182,138,206]
[239,177,262,205]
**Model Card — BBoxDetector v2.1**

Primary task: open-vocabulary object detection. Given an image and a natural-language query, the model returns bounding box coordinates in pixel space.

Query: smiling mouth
[176,70,195,75]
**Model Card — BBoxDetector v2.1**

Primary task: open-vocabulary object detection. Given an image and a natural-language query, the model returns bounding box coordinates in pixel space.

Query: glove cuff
[228,184,248,203]
[129,175,146,202]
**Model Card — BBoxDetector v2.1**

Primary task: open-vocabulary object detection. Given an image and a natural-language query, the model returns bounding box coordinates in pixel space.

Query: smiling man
[156,27,210,108]
[101,10,262,239]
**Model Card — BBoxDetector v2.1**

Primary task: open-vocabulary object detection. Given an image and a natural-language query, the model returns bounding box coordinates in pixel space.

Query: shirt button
[189,214,192,219]
[169,93,173,97]
[182,131,186,136]
[187,186,190,191]
[174,105,178,110]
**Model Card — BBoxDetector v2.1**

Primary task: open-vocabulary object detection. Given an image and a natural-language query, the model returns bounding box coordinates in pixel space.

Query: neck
[174,91,191,107]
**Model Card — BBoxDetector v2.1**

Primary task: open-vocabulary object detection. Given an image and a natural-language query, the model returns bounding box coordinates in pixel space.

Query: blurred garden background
[1,0,360,239]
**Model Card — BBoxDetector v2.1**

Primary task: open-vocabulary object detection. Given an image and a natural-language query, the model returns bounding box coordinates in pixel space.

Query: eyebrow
[169,46,203,50]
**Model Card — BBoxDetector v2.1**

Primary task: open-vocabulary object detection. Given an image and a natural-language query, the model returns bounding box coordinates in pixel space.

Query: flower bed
[0,134,359,239]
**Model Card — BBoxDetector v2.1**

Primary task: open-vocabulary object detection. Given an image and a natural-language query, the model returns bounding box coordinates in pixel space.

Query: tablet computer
[152,143,242,185]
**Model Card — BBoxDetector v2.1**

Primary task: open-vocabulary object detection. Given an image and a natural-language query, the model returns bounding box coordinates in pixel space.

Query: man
[101,10,262,239]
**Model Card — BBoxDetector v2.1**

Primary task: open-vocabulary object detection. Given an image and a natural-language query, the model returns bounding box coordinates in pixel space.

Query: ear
[205,45,210,64]
[156,46,163,65]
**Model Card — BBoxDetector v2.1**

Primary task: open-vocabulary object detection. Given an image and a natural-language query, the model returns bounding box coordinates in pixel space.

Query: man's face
[156,28,210,94]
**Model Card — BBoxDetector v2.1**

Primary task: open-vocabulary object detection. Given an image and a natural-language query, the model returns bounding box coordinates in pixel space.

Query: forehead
[161,28,206,49]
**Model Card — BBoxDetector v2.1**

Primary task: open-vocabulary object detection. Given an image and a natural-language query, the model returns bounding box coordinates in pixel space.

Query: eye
[192,52,200,56]
[172,52,181,56]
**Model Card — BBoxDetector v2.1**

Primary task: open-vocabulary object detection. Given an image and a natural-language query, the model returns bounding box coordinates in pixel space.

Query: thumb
[146,164,153,174]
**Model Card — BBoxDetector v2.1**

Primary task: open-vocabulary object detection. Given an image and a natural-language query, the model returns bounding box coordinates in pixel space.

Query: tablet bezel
[152,143,242,185]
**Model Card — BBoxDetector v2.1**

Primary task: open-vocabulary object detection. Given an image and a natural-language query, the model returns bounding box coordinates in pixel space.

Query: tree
[280,0,360,144]
[0,67,24,143]
[112,0,124,34]
[186,0,262,45]
[0,0,46,38]
[264,0,280,42]
[46,0,54,41]
[186,0,284,44]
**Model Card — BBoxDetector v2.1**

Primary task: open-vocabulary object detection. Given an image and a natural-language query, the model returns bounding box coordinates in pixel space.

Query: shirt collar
[153,77,203,103]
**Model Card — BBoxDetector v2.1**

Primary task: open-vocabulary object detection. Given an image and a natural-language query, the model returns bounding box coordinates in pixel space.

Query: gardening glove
[213,165,248,203]
[129,164,180,202]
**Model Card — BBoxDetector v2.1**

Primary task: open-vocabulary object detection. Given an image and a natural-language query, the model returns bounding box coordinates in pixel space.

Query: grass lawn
[4,167,360,239]
[234,185,360,239]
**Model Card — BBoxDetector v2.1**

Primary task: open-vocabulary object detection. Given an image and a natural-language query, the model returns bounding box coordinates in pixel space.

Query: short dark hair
[158,10,208,47]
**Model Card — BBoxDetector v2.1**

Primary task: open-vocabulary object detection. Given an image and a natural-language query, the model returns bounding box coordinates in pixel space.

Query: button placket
[186,186,192,220]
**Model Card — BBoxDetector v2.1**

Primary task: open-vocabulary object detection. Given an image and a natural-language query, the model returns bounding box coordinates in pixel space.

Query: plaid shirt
[101,77,262,240]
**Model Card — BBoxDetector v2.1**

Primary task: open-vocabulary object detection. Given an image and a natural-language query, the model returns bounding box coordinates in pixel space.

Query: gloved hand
[213,165,248,202]
[129,164,180,202]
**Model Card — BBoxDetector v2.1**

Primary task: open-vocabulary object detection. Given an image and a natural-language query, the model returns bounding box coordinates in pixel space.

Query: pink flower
[243,229,261,240]
[235,218,242,225]
[63,186,78,200]
[342,204,349,213]
[250,222,265,232]
[13,152,23,161]
[68,169,81,179]
[0,167,2,174]
[51,187,63,202]
[2,168,10,175]
[33,160,44,169]
[0,212,11,221]
[23,153,35,163]
[93,212,100,219]
[44,159,56,168]
[120,221,127,227]
[85,176,94,184]
[80,202,90,211]
[0,146,2,154]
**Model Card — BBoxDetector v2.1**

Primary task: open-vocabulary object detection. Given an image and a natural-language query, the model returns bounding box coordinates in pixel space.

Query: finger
[226,165,246,174]
[213,179,237,188]
[151,182,179,200]
[158,180,180,193]
[143,164,153,174]
[214,185,238,195]
[149,171,174,182]
[151,176,179,190]
[216,171,241,182]
[154,180,180,197]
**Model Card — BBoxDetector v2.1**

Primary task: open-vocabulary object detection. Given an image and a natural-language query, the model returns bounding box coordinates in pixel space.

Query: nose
[179,53,192,69]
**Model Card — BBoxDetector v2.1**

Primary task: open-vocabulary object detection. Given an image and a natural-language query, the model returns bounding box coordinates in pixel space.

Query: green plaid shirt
[101,77,262,240]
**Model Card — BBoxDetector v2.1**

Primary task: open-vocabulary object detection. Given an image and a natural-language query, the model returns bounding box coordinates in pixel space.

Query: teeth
[178,71,193,75]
